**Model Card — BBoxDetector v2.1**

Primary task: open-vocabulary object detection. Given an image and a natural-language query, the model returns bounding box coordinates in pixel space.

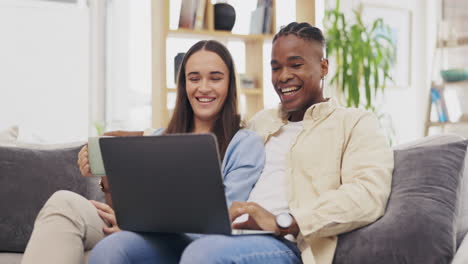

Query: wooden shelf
[240,88,262,95]
[443,79,468,86]
[432,79,468,89]
[427,121,468,127]
[437,36,468,48]
[168,29,274,41]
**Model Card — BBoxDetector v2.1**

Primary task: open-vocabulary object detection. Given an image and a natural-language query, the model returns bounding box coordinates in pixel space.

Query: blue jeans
[89,231,302,264]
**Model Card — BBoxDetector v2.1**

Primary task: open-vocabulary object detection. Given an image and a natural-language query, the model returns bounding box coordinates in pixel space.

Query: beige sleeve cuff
[143,128,157,136]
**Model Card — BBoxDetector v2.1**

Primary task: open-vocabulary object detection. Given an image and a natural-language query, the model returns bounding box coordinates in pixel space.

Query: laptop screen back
[99,134,232,235]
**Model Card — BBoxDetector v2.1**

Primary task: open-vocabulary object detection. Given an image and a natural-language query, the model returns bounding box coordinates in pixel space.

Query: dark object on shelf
[214,3,236,31]
[174,52,185,83]
[239,74,255,89]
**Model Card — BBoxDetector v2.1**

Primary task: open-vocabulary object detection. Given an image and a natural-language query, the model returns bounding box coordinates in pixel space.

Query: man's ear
[320,58,329,79]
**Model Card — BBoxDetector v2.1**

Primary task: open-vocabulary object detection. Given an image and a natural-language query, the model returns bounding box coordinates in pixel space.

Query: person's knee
[36,190,101,232]
[44,190,87,209]
[37,190,85,218]
[180,235,231,264]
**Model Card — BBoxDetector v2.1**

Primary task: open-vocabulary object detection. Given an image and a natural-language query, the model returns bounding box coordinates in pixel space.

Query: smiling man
[177,22,394,264]
[237,22,394,263]
[270,30,327,122]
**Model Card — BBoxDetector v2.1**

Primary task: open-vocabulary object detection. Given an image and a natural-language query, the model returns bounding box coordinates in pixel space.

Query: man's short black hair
[273,22,325,47]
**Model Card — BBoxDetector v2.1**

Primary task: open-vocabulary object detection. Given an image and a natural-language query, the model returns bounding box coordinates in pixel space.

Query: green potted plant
[93,121,106,136]
[324,0,396,111]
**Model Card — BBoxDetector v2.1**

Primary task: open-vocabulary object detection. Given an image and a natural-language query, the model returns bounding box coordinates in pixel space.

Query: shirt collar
[277,98,338,122]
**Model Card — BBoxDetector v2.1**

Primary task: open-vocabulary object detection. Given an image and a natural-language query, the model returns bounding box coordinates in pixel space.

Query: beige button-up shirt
[247,99,394,264]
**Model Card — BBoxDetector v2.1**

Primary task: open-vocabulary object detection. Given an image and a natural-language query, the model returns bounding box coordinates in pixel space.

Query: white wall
[0,0,89,143]
[326,0,438,144]
[375,0,432,144]
[105,0,152,131]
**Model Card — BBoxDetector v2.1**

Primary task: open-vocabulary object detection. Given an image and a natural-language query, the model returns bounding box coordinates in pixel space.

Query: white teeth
[281,87,300,93]
[197,97,215,102]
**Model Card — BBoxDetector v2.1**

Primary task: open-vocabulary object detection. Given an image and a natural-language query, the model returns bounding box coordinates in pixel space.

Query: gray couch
[0,140,103,264]
[1,133,467,264]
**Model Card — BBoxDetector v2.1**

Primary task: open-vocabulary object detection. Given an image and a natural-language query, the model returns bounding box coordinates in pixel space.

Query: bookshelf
[424,37,468,136]
[151,0,317,129]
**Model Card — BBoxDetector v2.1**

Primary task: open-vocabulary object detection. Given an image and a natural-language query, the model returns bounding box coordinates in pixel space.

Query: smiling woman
[185,50,230,129]
[167,40,241,159]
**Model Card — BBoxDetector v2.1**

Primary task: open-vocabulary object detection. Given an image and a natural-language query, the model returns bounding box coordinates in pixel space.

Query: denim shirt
[151,128,265,207]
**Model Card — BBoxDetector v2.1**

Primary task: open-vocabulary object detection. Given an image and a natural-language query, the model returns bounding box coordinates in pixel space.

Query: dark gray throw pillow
[334,140,468,264]
[0,145,105,252]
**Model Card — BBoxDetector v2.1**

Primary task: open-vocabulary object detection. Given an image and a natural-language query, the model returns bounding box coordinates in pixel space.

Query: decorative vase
[174,52,185,83]
[214,3,236,31]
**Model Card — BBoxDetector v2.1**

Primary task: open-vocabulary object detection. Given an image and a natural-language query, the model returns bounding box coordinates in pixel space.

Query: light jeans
[21,190,106,264]
[89,231,302,264]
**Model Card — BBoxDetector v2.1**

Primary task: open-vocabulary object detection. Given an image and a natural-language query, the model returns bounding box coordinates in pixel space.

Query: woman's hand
[229,201,280,235]
[77,145,92,177]
[77,130,144,177]
[90,200,121,235]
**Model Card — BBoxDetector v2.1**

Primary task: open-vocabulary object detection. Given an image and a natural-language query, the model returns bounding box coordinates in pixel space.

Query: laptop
[98,134,273,236]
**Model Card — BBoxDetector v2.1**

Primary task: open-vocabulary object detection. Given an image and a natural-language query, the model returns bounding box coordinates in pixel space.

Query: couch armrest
[452,235,468,264]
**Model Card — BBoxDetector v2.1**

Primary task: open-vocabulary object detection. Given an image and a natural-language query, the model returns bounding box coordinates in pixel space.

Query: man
[177,22,394,264]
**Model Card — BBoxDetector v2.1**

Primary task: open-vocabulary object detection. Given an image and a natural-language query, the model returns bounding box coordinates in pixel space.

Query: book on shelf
[262,0,273,34]
[179,0,198,29]
[443,86,464,122]
[249,6,265,34]
[193,0,206,30]
[249,0,273,34]
[431,87,448,123]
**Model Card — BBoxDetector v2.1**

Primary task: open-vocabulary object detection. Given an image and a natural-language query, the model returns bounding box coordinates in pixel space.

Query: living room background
[1,0,466,144]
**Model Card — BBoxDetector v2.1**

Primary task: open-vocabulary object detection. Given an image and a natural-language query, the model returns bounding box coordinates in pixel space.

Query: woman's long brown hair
[165,40,241,160]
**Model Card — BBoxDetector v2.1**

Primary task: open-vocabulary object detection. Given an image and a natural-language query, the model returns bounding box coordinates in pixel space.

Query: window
[0,0,89,143]
[104,0,152,131]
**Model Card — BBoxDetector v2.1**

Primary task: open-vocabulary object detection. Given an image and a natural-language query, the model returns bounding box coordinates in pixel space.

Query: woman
[21,40,265,264]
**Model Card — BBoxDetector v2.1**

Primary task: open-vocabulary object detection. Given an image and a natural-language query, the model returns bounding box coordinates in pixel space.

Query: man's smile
[279,86,302,96]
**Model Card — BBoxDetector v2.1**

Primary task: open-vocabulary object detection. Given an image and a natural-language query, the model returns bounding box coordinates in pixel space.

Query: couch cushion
[0,145,105,253]
[334,140,468,264]
[457,147,468,247]
[393,134,468,247]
